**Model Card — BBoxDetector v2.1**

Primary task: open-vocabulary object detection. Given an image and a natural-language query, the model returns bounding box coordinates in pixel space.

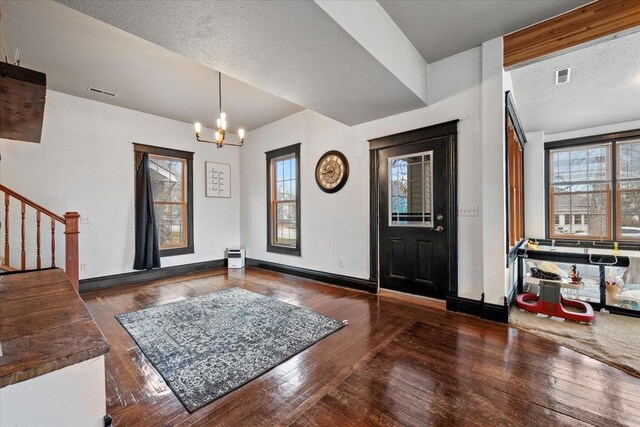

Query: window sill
[541,237,640,250]
[267,245,301,257]
[160,246,195,257]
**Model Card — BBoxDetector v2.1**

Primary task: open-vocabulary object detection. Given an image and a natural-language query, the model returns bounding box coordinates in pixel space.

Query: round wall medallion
[315,150,349,193]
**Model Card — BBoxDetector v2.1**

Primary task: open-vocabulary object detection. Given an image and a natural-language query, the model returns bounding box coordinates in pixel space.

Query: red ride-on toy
[516,280,595,324]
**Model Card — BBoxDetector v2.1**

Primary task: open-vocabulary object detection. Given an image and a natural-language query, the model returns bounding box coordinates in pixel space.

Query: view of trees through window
[548,139,640,241]
[149,155,187,249]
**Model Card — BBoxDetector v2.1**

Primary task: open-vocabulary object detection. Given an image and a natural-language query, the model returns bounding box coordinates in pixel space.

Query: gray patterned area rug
[116,287,345,412]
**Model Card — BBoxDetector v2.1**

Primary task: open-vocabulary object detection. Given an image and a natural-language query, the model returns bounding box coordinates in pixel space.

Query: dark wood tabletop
[0,268,109,388]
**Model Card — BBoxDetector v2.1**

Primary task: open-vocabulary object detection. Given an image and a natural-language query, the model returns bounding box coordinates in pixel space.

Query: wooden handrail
[0,184,79,290]
[0,184,65,223]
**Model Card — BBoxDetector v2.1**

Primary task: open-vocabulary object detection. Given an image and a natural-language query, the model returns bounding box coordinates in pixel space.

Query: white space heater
[228,249,245,269]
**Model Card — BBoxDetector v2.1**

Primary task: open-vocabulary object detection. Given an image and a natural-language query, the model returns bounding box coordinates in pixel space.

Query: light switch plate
[459,206,479,217]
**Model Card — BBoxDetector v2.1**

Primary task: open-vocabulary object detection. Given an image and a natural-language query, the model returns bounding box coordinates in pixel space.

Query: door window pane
[389,151,433,227]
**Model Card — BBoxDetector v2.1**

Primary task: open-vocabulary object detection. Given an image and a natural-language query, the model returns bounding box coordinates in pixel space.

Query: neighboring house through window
[134,143,194,256]
[546,132,640,241]
[266,143,301,256]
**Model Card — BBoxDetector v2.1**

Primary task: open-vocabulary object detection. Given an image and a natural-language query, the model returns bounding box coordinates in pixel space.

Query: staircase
[0,184,80,290]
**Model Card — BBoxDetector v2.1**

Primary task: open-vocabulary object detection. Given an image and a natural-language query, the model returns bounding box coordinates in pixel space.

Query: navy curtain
[133,152,161,270]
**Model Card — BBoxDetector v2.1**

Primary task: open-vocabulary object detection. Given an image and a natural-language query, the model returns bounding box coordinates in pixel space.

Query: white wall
[0,91,240,279]
[315,0,429,104]
[2,43,509,305]
[0,356,106,427]
[480,38,509,305]
[524,118,640,239]
[240,46,488,300]
[524,131,546,238]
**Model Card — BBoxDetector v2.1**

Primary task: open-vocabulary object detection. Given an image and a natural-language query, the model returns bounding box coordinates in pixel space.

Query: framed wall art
[205,161,231,198]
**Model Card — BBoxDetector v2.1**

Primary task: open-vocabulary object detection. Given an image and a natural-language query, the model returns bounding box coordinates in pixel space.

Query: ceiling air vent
[88,86,117,97]
[555,67,571,85]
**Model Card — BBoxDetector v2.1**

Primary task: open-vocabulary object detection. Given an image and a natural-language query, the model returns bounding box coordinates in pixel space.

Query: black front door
[377,135,454,299]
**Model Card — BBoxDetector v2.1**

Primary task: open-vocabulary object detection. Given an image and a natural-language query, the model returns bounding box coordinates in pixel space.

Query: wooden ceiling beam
[0,62,47,143]
[504,0,640,68]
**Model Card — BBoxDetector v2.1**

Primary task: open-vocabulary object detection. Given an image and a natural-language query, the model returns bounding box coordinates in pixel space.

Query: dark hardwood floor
[81,267,640,426]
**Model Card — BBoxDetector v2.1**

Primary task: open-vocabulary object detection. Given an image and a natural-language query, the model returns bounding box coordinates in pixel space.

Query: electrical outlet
[458,206,479,217]
[338,259,345,268]
[80,263,89,271]
[80,216,91,224]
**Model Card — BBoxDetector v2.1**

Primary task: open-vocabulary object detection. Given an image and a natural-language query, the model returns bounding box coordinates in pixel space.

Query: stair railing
[0,184,79,290]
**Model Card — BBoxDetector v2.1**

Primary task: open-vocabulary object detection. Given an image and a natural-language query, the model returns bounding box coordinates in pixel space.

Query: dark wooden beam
[0,62,47,144]
[504,0,640,68]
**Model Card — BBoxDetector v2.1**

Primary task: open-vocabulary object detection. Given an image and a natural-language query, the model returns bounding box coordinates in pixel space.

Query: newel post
[64,212,80,291]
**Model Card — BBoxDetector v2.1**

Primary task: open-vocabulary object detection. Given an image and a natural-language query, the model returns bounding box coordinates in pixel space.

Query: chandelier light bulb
[238,129,245,139]
[194,122,201,134]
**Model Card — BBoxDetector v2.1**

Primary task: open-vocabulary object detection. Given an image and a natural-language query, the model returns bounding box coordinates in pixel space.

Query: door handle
[435,226,444,232]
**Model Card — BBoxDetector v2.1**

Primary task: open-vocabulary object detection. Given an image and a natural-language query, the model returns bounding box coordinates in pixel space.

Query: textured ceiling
[510,30,640,135]
[0,0,303,132]
[379,0,591,63]
[56,0,426,126]
[8,0,610,132]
